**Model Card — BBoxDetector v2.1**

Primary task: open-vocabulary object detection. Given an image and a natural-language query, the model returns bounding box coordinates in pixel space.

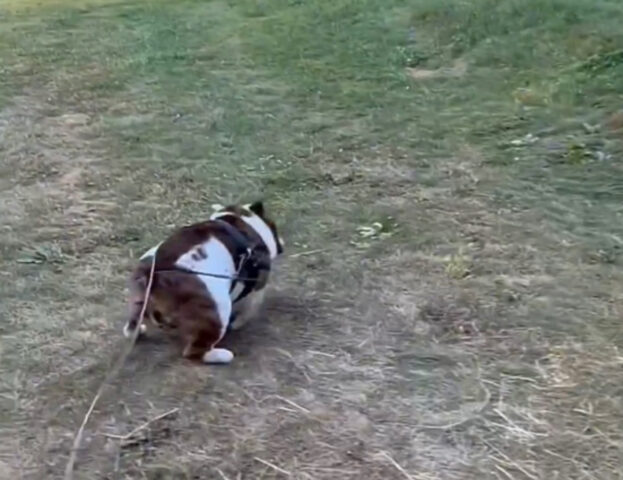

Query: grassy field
[1,0,623,478]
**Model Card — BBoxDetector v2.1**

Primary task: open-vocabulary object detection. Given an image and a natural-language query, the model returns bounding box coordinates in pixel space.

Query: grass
[1,0,622,478]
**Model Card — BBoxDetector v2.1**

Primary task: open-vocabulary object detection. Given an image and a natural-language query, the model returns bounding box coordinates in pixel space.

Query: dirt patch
[0,93,121,252]
[407,59,468,80]
[0,92,128,477]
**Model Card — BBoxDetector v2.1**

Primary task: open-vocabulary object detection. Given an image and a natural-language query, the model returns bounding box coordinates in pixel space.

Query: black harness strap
[211,219,271,303]
[211,219,253,268]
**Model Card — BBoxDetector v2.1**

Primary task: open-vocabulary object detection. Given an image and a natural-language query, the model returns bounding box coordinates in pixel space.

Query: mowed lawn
[1,0,623,478]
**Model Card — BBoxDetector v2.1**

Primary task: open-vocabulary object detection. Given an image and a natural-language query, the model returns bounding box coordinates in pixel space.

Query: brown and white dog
[122,201,284,364]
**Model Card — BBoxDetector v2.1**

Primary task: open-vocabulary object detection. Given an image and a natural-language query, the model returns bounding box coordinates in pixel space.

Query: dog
[122,201,284,364]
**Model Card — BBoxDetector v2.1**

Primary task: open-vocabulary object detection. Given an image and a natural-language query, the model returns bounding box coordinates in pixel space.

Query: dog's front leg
[230,288,266,330]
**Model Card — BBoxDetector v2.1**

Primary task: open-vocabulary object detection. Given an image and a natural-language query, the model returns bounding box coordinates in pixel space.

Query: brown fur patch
[127,260,223,361]
[153,220,243,268]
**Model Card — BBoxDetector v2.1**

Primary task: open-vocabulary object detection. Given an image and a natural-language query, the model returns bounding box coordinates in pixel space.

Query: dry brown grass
[2,91,622,479]
[2,1,623,479]
[3,91,620,479]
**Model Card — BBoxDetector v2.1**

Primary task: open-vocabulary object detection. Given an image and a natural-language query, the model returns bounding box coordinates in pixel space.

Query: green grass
[1,0,622,478]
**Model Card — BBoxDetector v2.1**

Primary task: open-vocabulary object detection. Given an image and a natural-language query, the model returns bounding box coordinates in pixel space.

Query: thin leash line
[152,249,258,282]
[64,249,252,476]
[64,255,157,480]
[153,268,257,282]
[62,233,304,476]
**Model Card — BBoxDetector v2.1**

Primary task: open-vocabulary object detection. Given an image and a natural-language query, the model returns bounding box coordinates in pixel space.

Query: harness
[150,220,269,298]
[211,218,271,303]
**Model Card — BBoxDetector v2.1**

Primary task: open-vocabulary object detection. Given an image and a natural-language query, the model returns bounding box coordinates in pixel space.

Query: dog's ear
[248,200,265,217]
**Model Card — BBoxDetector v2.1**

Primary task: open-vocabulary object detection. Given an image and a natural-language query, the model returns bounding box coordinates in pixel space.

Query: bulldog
[122,201,284,364]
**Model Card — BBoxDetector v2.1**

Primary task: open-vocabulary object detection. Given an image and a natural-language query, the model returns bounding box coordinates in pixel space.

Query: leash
[153,266,258,282]
[64,220,272,477]
[64,245,256,477]
[150,217,264,282]
[149,244,261,281]
[64,255,157,480]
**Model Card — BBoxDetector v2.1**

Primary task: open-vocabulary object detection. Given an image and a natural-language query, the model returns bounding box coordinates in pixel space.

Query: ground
[1,0,623,479]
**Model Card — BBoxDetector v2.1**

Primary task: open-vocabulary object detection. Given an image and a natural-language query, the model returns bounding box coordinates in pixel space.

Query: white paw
[202,348,234,364]
[123,322,147,339]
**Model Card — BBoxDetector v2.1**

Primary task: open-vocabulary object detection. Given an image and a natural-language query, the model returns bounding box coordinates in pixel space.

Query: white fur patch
[175,237,234,333]
[242,205,279,259]
[123,321,146,338]
[210,211,230,221]
[203,348,234,364]
[140,242,161,260]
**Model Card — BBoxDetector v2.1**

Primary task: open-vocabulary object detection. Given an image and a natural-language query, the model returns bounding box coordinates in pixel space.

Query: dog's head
[246,201,284,256]
[211,201,284,259]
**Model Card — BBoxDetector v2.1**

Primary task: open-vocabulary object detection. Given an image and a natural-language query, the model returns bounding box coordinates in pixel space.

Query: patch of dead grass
[406,59,468,81]
[1,2,623,479]
[0,90,132,477]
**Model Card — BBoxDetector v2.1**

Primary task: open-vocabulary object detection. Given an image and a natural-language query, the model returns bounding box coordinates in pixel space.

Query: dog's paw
[123,322,147,339]
[202,348,234,364]
[229,316,251,330]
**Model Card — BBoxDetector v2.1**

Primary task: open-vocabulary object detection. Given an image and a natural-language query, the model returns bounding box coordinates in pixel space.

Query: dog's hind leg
[178,297,234,364]
[123,260,156,338]
[123,299,149,338]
